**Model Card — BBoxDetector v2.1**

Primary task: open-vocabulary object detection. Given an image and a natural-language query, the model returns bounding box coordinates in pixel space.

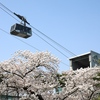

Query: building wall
[69,51,100,70]
[0,95,19,100]
[91,51,100,67]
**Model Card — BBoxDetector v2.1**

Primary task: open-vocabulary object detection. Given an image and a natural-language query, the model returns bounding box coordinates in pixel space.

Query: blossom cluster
[0,50,100,100]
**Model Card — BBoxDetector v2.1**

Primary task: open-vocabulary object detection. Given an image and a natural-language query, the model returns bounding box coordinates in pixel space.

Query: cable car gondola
[10,13,32,38]
[10,23,32,38]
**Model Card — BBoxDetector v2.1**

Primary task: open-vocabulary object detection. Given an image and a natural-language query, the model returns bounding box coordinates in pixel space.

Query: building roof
[69,51,91,60]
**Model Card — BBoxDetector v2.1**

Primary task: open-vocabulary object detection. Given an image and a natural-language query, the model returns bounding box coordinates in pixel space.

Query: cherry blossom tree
[0,50,100,100]
[58,67,100,100]
[0,50,59,100]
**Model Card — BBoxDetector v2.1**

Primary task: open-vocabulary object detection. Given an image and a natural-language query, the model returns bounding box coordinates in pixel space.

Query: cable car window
[28,28,31,33]
[24,27,31,34]
[16,24,23,32]
[11,25,15,31]
[24,27,27,33]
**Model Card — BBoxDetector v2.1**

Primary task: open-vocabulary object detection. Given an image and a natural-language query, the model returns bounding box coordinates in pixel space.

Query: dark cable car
[10,23,32,38]
[10,13,32,38]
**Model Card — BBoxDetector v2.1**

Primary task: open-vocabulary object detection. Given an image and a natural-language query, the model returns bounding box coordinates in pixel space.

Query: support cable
[30,24,76,56]
[0,2,76,57]
[0,28,40,51]
[32,30,69,58]
[0,27,69,67]
[0,2,70,66]
[0,6,20,22]
[0,3,69,58]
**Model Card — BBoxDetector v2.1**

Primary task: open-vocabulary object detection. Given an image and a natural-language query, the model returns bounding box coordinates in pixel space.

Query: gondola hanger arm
[14,12,30,25]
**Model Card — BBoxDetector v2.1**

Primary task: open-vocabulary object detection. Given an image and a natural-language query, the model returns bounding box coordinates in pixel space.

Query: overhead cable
[30,24,76,56]
[0,27,69,67]
[0,2,70,66]
[0,2,69,58]
[0,2,76,57]
[0,28,40,51]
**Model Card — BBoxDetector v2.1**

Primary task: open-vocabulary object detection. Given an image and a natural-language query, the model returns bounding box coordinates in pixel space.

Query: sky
[0,0,100,72]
